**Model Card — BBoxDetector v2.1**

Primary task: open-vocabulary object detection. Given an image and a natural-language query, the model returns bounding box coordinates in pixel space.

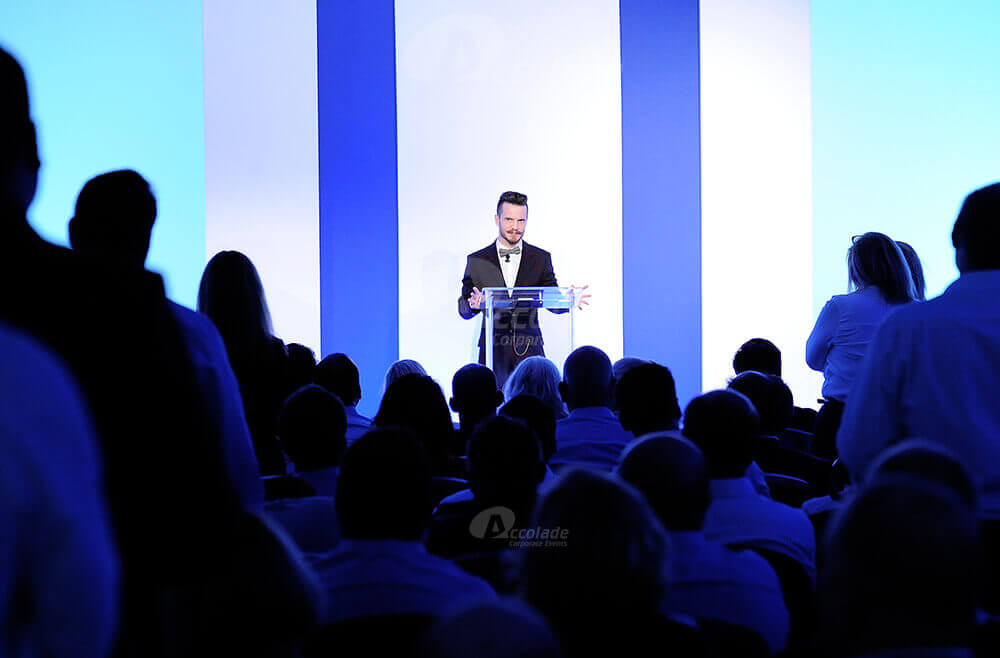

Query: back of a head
[278,384,347,472]
[285,343,316,391]
[561,345,614,409]
[335,428,431,540]
[612,356,648,382]
[69,170,156,268]
[847,232,918,304]
[384,358,427,392]
[423,599,562,658]
[727,371,791,436]
[952,182,1000,272]
[0,47,38,213]
[451,363,500,415]
[315,352,362,407]
[895,241,927,301]
[867,439,976,509]
[500,394,557,462]
[682,389,760,478]
[502,356,565,419]
[466,415,544,509]
[197,250,274,365]
[616,432,710,532]
[733,338,782,376]
[519,468,669,632]
[614,362,682,436]
[822,476,979,654]
[373,373,455,460]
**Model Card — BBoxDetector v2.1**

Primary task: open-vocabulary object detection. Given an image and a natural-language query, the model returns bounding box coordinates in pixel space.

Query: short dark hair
[614,362,682,436]
[466,415,543,510]
[277,384,347,471]
[733,338,782,376]
[560,345,614,409]
[496,190,528,217]
[682,390,760,478]
[335,428,432,541]
[952,182,1000,272]
[69,169,158,266]
[315,353,361,407]
[727,371,792,436]
[500,394,557,462]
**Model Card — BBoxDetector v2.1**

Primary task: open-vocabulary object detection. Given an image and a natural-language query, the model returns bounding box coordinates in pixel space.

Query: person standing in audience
[502,356,568,420]
[806,232,917,457]
[616,432,790,654]
[0,325,119,658]
[836,183,1000,610]
[314,352,371,445]
[312,429,495,623]
[550,346,634,471]
[683,390,816,579]
[68,169,264,507]
[199,250,295,475]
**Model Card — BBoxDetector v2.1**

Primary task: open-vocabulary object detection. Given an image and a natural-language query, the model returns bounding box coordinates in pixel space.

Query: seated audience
[312,429,495,623]
[384,358,427,393]
[821,476,979,657]
[550,346,633,471]
[733,338,816,433]
[502,356,568,420]
[427,416,546,557]
[314,352,371,445]
[450,363,504,454]
[615,362,682,437]
[422,599,562,658]
[683,390,816,579]
[68,168,263,507]
[286,342,317,392]
[611,356,648,412]
[518,468,674,657]
[616,432,790,654]
[373,373,464,477]
[199,250,296,475]
[278,384,347,496]
[807,232,918,458]
[0,325,119,658]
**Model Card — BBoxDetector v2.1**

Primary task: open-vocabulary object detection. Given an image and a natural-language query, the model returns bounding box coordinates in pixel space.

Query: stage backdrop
[4,0,998,418]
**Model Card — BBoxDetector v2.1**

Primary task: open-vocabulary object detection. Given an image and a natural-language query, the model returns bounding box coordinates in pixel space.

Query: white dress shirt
[836,270,1000,517]
[496,238,523,288]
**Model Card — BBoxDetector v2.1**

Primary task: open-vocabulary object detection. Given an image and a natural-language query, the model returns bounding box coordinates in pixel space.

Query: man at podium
[458,191,586,386]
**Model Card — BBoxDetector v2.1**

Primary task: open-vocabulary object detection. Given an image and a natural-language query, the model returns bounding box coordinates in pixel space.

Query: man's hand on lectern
[570,284,592,310]
[468,287,485,310]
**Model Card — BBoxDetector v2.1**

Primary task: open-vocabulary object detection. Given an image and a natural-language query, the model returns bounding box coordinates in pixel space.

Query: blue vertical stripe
[317,0,399,418]
[620,0,703,407]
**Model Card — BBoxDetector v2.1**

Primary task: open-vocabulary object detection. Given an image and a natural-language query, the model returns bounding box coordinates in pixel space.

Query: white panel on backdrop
[203,0,320,349]
[699,0,823,405]
[395,0,624,396]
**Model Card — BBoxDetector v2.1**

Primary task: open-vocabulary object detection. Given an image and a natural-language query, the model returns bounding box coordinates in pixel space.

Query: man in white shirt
[458,191,588,386]
[836,182,1000,516]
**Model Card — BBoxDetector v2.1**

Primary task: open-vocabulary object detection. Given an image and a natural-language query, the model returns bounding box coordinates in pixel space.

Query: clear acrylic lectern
[482,286,578,374]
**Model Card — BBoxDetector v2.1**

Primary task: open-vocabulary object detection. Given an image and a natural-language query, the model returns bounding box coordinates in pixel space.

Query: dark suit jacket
[458,241,561,348]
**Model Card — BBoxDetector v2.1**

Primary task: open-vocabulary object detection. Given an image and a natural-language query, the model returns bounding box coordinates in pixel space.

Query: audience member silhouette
[821,476,979,656]
[615,362,682,437]
[683,390,816,578]
[384,358,427,393]
[502,355,568,420]
[0,325,119,658]
[422,599,562,658]
[278,384,347,497]
[518,468,673,657]
[807,231,917,457]
[616,432,790,653]
[198,250,294,475]
[373,373,463,477]
[836,184,1000,611]
[286,342,317,392]
[733,338,782,376]
[550,346,633,470]
[610,356,648,411]
[68,168,264,507]
[450,363,504,454]
[312,428,495,624]
[896,240,927,302]
[314,352,371,444]
[500,393,557,464]
[1,46,247,656]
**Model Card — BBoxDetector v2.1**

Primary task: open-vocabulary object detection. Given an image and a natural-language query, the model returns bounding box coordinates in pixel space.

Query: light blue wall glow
[0,2,205,307]
[812,0,1000,311]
